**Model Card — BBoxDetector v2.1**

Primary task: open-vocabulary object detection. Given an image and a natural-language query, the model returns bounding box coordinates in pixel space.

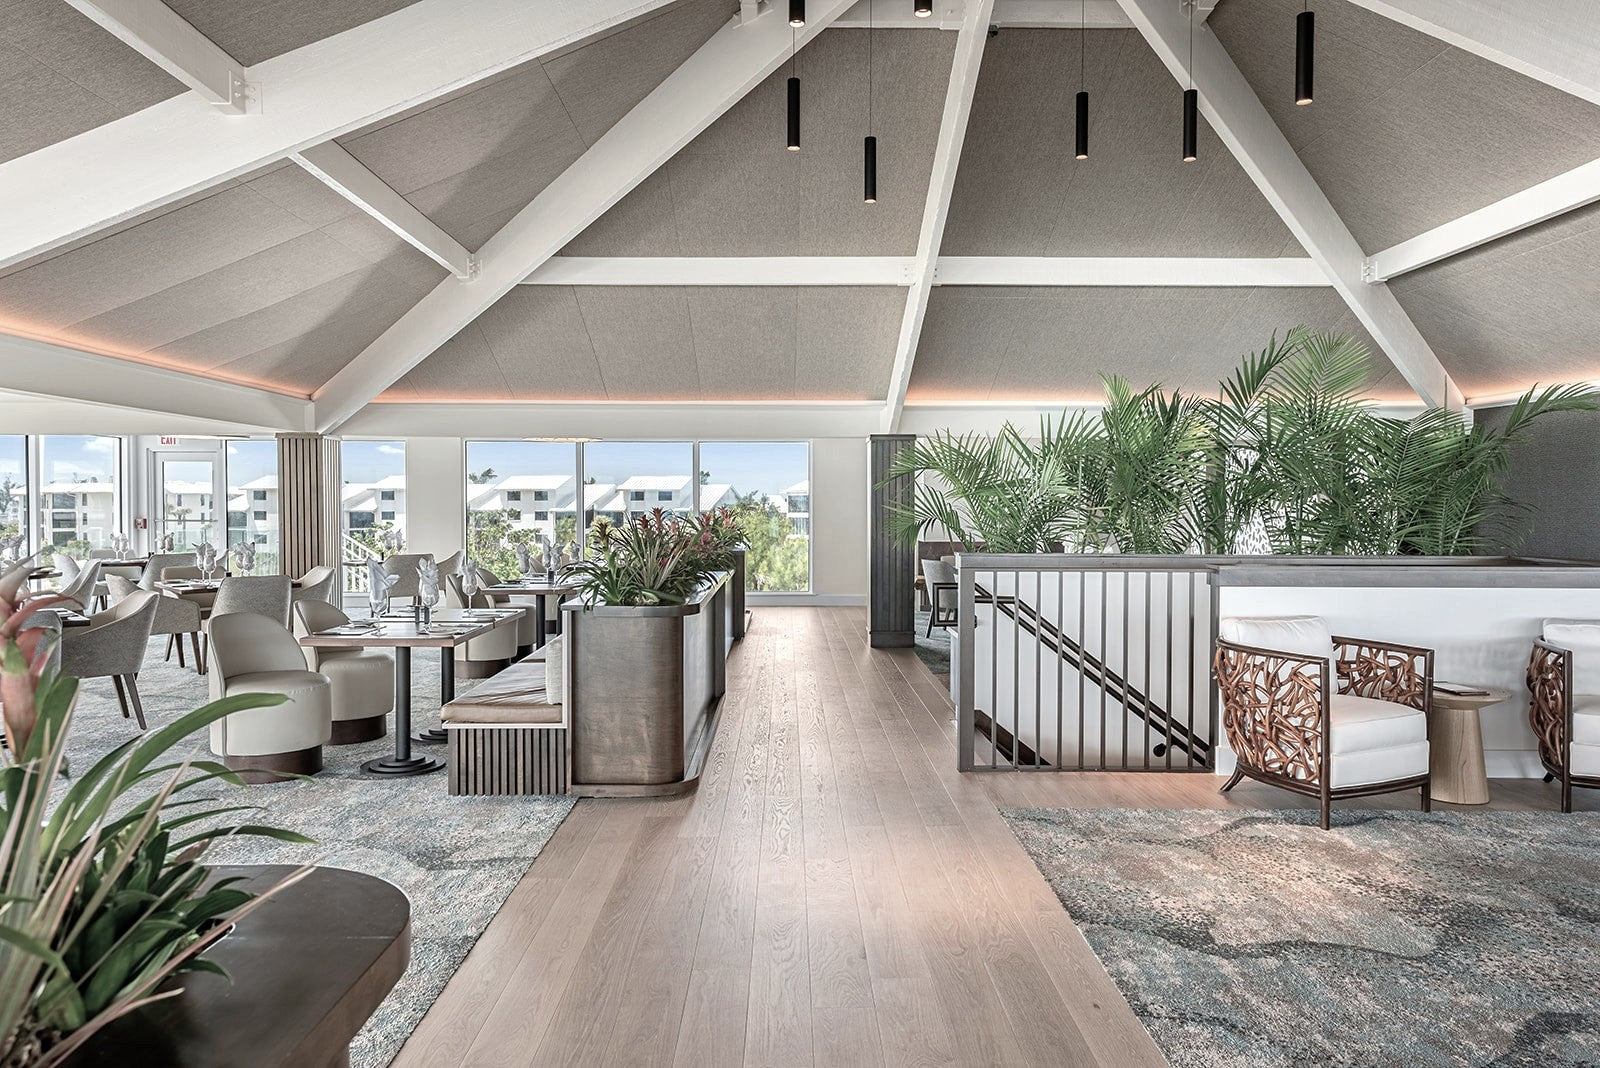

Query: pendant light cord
[867,1,873,135]
[1080,0,1085,91]
[1188,1,1194,90]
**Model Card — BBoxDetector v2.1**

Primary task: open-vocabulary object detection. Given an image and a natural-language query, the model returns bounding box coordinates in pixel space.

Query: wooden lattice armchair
[1214,616,1433,829]
[1526,620,1600,812]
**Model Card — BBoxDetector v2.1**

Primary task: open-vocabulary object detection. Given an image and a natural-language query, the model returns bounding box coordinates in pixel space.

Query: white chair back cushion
[1219,616,1333,661]
[1543,619,1600,695]
[211,613,309,679]
[543,636,567,707]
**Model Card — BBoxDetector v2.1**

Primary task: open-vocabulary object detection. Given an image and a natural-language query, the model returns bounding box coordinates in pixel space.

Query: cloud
[377,444,405,455]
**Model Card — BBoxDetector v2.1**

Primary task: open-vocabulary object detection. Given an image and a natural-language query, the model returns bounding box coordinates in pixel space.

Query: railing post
[957,555,976,771]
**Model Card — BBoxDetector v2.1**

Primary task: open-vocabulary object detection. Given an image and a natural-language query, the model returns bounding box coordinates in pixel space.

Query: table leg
[534,594,547,648]
[412,648,452,745]
[362,646,443,776]
[1430,705,1490,804]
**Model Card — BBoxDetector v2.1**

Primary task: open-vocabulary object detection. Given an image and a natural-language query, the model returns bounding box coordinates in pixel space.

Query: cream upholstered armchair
[208,612,333,782]
[1213,615,1433,829]
[292,599,395,744]
[1526,620,1600,812]
[383,553,431,604]
[444,574,516,677]
[473,566,537,653]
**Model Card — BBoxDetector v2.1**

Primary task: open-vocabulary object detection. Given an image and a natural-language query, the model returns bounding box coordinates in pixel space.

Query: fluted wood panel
[275,433,341,580]
[869,434,916,648]
[448,726,568,795]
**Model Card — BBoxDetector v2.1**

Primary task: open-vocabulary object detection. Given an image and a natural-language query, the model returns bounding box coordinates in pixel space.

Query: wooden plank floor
[394,606,1595,1067]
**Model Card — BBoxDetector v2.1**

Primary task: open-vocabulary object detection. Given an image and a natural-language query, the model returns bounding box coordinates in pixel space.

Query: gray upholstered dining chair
[57,559,102,611]
[444,574,516,677]
[920,558,957,637]
[58,590,160,730]
[208,612,333,782]
[471,567,537,652]
[107,574,205,673]
[140,553,196,590]
[435,550,463,577]
[53,552,81,582]
[291,565,338,606]
[292,599,395,744]
[382,553,431,603]
[211,574,292,626]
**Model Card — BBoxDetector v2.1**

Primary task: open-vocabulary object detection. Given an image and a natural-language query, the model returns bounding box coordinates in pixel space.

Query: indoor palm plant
[1,555,311,1067]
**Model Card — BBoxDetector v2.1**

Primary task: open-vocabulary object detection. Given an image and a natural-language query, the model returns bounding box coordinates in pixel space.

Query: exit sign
[159,436,179,445]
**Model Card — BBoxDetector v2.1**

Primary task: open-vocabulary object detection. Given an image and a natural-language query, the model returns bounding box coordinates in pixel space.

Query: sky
[464,440,808,496]
[226,439,277,486]
[37,435,118,483]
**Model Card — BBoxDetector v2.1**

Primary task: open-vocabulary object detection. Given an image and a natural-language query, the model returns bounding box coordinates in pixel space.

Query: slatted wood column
[869,433,916,648]
[276,433,342,580]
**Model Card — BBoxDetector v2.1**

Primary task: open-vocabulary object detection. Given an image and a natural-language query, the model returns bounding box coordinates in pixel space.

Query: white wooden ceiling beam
[1343,0,1600,109]
[62,0,250,112]
[934,256,1329,286]
[0,333,311,432]
[1115,0,1462,410]
[1366,157,1600,281]
[881,0,995,433]
[0,0,676,270]
[524,256,915,285]
[292,143,477,279]
[834,0,1216,30]
[312,0,860,433]
[517,255,1329,286]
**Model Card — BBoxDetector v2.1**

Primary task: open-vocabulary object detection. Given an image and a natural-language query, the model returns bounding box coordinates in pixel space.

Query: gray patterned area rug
[1000,807,1600,1068]
[60,637,575,1068]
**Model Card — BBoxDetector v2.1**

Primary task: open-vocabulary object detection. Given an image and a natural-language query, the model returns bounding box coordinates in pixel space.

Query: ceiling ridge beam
[292,143,477,279]
[524,256,915,286]
[1366,157,1600,281]
[0,332,311,431]
[1114,0,1463,410]
[0,0,678,271]
[881,0,996,433]
[834,0,1217,30]
[1342,0,1600,108]
[311,0,861,433]
[934,256,1329,286]
[63,0,250,112]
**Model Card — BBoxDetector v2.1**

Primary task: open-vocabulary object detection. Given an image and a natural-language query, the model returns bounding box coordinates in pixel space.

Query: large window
[0,437,25,550]
[582,441,695,523]
[700,442,811,592]
[226,440,279,573]
[465,440,578,579]
[37,436,120,551]
[341,441,406,562]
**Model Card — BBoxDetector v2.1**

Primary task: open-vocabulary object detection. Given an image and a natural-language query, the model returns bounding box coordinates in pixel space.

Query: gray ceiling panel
[164,0,418,66]
[943,28,1302,257]
[0,0,181,163]
[473,287,607,399]
[561,29,956,257]
[908,285,1397,402]
[573,287,701,400]
[795,287,903,398]
[391,324,513,401]
[686,288,799,399]
[243,164,362,228]
[1212,0,1600,252]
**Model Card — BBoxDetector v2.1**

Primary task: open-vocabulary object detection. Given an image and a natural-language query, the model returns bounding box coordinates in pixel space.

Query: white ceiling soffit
[0,332,311,432]
[341,400,885,439]
[1114,0,1462,410]
[519,255,1330,286]
[311,0,861,433]
[0,0,679,271]
[832,0,1216,29]
[1343,0,1600,109]
[882,0,997,434]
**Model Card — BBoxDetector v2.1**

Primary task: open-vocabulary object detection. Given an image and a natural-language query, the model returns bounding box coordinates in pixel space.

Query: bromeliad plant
[1,556,313,1067]
[567,508,745,607]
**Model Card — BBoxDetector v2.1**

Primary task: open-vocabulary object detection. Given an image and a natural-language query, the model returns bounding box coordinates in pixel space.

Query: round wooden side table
[1429,685,1513,805]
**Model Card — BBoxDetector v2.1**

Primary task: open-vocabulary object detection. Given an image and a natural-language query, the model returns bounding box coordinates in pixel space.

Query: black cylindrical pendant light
[863,136,877,203]
[787,76,800,151]
[1182,88,1198,162]
[1075,90,1089,160]
[1295,8,1315,105]
[789,0,804,27]
[914,0,934,16]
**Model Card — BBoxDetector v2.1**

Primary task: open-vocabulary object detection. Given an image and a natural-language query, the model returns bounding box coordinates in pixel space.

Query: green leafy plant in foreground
[567,508,745,606]
[1,557,314,1066]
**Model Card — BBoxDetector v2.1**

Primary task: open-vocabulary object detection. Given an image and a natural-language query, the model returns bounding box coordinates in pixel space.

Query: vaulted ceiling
[0,0,1596,427]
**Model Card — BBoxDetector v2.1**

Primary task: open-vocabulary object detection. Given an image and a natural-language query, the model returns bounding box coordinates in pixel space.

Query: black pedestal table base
[363,645,443,776]
[413,647,454,745]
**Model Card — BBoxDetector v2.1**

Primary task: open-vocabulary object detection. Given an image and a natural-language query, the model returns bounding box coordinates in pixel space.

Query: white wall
[401,437,465,560]
[384,435,871,604]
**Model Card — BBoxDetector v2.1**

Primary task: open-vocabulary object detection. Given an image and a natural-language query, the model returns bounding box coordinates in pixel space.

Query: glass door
[156,454,218,553]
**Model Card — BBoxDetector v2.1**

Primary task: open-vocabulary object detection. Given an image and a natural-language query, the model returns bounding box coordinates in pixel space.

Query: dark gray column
[868,434,916,648]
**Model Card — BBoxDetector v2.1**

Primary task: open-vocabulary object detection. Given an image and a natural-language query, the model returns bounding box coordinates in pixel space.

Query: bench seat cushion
[443,659,562,725]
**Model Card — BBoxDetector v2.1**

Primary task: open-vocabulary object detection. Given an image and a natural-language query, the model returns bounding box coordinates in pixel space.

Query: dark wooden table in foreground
[70,865,410,1068]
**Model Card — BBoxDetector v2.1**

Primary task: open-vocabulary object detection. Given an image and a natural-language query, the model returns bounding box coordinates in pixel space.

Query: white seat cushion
[1573,696,1600,747]
[211,670,332,756]
[317,651,396,721]
[1329,693,1428,753]
[1543,620,1600,695]
[1330,742,1429,788]
[1220,616,1333,661]
[1572,744,1600,777]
